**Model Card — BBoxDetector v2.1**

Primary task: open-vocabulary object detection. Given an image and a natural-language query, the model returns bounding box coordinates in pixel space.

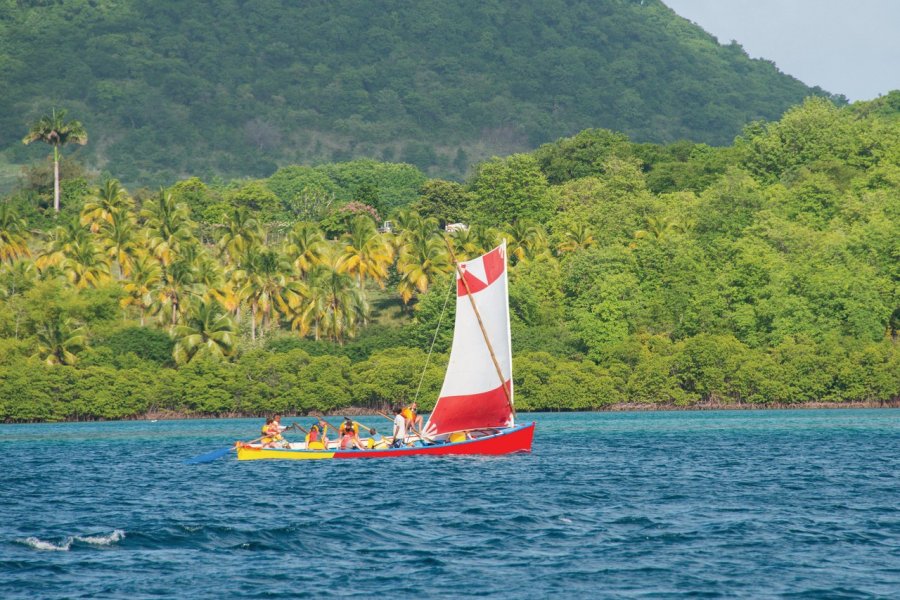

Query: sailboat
[235,241,535,460]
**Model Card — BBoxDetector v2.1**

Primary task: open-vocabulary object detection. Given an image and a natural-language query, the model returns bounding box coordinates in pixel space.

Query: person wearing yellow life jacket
[366,427,387,449]
[260,417,276,447]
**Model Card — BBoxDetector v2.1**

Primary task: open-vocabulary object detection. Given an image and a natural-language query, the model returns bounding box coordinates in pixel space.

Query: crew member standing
[391,406,407,448]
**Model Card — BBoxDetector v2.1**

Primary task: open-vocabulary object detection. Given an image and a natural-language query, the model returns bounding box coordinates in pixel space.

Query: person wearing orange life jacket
[402,402,424,436]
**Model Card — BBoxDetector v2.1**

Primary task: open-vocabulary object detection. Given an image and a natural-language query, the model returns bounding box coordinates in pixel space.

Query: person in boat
[260,417,273,444]
[316,417,331,447]
[403,402,424,435]
[261,417,284,448]
[391,405,408,448]
[366,427,387,449]
[339,419,365,450]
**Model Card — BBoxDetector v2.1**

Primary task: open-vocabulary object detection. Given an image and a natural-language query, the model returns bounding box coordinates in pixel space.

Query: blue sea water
[1,410,898,599]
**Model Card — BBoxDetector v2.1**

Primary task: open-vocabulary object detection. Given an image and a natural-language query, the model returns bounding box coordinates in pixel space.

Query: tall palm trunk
[53,145,60,214]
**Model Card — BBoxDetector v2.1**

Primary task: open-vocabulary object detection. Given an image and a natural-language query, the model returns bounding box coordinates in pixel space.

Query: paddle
[184,435,264,465]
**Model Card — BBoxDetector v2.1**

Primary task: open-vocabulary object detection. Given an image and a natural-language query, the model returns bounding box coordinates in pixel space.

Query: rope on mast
[412,275,454,405]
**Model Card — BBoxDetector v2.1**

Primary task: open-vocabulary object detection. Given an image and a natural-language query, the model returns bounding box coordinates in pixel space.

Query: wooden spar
[442,236,516,419]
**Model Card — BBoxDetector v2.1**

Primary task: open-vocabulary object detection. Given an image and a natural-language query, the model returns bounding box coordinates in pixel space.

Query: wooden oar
[184,435,264,465]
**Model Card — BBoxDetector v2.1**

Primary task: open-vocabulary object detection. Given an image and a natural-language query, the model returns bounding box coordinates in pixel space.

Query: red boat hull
[236,422,535,461]
[336,421,535,459]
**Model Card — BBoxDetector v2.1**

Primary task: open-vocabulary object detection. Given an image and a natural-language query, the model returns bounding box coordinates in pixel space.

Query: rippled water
[2,410,899,598]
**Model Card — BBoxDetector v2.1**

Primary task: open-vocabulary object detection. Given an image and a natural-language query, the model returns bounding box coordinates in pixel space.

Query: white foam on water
[76,529,126,545]
[21,536,73,551]
[20,529,125,551]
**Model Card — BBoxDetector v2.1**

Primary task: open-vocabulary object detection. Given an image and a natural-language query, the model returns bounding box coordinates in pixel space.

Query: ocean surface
[1,410,898,599]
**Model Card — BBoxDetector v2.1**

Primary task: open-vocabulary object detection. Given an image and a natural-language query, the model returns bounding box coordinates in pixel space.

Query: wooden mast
[443,236,516,419]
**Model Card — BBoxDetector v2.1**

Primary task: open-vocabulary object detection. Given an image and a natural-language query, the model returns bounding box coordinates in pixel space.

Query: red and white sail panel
[424,243,514,436]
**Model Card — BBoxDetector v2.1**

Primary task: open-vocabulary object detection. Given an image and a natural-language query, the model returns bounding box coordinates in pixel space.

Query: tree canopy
[0,93,898,422]
[0,0,837,188]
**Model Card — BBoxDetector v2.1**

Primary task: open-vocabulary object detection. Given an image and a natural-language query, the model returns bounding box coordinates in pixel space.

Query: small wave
[21,536,73,551]
[20,530,125,551]
[75,530,125,545]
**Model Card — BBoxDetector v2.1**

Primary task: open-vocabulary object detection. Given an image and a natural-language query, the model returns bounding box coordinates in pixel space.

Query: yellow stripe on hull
[237,447,335,461]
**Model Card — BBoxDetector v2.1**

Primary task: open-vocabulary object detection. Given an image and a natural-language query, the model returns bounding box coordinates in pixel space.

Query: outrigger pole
[443,236,516,419]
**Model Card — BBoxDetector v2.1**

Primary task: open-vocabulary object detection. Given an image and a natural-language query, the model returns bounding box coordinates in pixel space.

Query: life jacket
[306,427,319,444]
[401,408,414,422]
[449,431,467,443]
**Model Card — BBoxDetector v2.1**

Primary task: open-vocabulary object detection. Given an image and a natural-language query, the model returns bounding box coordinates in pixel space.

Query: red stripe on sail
[457,245,506,296]
[426,381,512,435]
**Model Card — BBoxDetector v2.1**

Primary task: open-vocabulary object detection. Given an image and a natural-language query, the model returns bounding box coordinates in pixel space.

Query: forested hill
[0,0,835,185]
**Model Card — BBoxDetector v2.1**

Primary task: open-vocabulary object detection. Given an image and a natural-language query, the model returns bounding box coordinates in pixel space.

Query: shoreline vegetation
[5,400,899,425]
[1,96,898,424]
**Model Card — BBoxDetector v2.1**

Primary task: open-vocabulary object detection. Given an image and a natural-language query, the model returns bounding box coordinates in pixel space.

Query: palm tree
[33,316,86,365]
[101,209,138,279]
[396,228,452,305]
[283,221,327,279]
[61,236,110,289]
[172,299,237,365]
[0,259,36,300]
[284,244,367,344]
[140,189,194,267]
[217,207,261,266]
[632,215,687,245]
[557,222,596,254]
[36,217,91,273]
[153,259,195,327]
[506,221,548,265]
[22,109,88,214]
[0,203,30,265]
[235,245,291,340]
[121,253,161,326]
[81,179,133,232]
[451,224,499,259]
[339,216,394,292]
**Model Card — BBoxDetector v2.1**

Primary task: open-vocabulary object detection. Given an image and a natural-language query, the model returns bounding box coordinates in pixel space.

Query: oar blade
[184,445,234,465]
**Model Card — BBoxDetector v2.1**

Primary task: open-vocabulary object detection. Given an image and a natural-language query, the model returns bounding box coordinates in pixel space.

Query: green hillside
[0,0,836,186]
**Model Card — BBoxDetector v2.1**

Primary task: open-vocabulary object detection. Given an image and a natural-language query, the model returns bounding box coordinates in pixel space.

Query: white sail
[424,242,514,436]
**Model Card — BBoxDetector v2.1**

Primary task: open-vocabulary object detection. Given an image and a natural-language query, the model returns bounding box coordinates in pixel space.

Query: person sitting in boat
[339,419,365,450]
[261,417,283,448]
[403,402,424,434]
[315,418,332,447]
[391,405,408,448]
[366,427,387,449]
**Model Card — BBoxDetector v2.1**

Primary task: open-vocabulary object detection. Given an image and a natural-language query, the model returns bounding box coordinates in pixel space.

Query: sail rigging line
[442,236,516,419]
[412,274,455,405]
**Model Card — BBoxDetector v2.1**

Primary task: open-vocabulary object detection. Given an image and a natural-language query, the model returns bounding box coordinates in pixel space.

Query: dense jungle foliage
[0,94,898,422]
[0,0,836,188]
